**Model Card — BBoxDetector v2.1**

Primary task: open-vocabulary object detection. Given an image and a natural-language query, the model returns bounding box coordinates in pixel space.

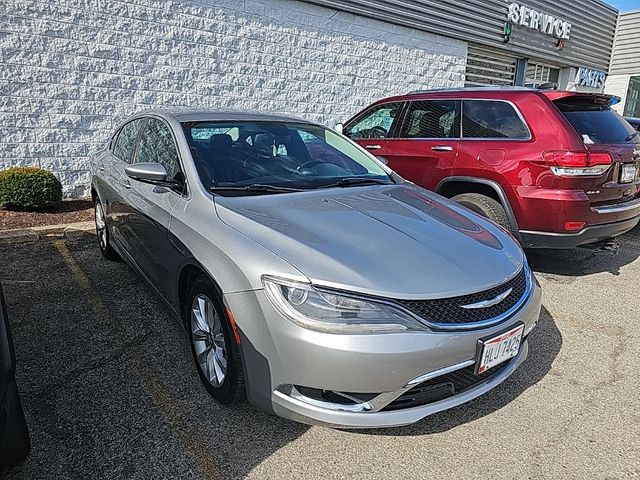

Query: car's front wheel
[94,198,119,261]
[185,277,245,404]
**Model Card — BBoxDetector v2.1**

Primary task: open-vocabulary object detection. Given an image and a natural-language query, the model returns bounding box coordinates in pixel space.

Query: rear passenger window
[113,120,143,162]
[400,100,459,139]
[134,118,181,179]
[462,100,529,139]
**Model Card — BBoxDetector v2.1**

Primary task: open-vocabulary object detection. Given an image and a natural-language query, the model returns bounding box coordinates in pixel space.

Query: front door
[381,99,461,191]
[122,117,185,301]
[344,101,405,162]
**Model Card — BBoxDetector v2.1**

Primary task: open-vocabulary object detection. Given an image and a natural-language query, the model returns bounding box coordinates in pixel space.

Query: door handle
[365,145,382,150]
[98,167,105,172]
[431,146,453,152]
[122,180,131,189]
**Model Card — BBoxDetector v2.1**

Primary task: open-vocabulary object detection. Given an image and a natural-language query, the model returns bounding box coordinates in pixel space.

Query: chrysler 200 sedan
[90,110,542,428]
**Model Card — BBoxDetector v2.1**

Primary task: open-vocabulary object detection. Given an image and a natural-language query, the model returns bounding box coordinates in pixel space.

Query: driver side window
[344,102,403,140]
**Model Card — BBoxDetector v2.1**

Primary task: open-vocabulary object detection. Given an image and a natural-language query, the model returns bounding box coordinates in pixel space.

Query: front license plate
[476,324,524,374]
[621,164,637,183]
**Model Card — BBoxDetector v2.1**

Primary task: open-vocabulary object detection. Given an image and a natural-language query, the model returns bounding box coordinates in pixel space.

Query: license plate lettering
[621,164,637,184]
[477,324,524,374]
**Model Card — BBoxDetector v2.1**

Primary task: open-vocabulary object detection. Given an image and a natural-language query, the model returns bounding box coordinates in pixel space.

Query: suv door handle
[365,145,382,150]
[431,146,453,152]
[122,180,131,189]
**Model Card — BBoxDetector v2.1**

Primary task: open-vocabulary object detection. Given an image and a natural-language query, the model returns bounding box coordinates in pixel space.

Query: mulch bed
[0,200,94,230]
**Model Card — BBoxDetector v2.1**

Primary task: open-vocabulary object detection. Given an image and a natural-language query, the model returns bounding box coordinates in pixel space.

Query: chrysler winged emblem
[460,288,513,310]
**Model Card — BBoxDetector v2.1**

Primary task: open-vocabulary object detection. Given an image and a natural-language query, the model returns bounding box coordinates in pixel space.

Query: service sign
[507,2,572,39]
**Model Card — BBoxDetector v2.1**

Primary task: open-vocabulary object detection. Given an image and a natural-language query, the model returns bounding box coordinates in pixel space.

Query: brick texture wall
[0,0,467,197]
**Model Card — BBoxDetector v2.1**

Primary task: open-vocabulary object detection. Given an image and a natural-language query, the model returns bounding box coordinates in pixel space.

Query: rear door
[455,99,532,189]
[553,97,640,206]
[121,117,185,300]
[382,99,460,190]
[105,118,145,250]
[343,101,405,159]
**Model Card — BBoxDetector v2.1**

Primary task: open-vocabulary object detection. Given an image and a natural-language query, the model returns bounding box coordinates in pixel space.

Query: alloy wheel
[95,202,108,251]
[191,294,227,387]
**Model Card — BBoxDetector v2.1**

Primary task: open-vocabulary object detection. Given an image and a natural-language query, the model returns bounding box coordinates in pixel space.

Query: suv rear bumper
[520,215,640,249]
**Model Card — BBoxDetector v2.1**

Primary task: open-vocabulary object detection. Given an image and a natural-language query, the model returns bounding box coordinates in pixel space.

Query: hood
[214,184,524,299]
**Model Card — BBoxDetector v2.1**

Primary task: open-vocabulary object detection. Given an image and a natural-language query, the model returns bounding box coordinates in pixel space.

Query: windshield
[555,100,640,145]
[182,121,393,193]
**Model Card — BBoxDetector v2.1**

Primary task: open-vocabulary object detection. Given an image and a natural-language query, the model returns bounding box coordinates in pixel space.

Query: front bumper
[225,275,542,428]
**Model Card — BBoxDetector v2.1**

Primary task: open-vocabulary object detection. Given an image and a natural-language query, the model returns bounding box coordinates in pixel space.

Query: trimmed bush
[0,167,63,209]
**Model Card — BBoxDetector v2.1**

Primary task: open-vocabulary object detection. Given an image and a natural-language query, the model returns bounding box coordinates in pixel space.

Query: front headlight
[262,276,427,334]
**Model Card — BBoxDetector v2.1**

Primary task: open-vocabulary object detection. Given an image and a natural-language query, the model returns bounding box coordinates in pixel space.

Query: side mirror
[125,162,180,188]
[334,123,344,134]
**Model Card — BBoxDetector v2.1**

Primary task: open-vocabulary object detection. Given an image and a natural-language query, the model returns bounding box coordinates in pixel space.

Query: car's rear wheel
[451,193,516,236]
[185,277,245,404]
[94,199,119,261]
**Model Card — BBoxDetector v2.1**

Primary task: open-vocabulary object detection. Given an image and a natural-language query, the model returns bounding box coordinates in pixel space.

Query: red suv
[340,88,640,248]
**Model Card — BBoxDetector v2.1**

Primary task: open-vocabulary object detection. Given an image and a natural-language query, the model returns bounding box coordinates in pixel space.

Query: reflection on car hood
[214,184,524,299]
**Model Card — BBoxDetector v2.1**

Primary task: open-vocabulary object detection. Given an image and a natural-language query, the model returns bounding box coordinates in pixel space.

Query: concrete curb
[0,221,95,244]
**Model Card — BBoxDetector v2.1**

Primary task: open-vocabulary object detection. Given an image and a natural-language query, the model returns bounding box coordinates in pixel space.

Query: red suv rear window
[554,98,639,145]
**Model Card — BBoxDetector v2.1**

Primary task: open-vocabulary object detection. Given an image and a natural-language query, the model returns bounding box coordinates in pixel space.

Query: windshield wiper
[317,177,393,189]
[625,130,639,142]
[209,184,303,194]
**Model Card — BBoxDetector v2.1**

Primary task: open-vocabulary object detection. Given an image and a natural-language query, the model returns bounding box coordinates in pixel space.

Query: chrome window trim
[460,98,532,141]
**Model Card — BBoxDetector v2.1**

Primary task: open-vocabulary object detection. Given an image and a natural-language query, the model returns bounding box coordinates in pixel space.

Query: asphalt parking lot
[1,228,639,480]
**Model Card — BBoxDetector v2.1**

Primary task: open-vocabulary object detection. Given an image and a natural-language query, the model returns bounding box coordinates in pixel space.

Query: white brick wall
[0,0,467,197]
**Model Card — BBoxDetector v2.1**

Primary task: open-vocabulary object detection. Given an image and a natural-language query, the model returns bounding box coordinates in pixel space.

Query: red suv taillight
[543,151,613,177]
[542,150,613,177]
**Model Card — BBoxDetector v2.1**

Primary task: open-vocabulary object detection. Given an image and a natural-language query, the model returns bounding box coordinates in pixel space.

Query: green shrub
[0,167,63,209]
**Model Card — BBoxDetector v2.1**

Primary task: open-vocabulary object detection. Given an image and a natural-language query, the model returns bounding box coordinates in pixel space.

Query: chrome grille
[396,267,528,326]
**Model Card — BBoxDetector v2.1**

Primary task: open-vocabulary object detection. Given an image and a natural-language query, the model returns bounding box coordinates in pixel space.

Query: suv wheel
[451,193,515,235]
[94,199,119,261]
[185,276,245,404]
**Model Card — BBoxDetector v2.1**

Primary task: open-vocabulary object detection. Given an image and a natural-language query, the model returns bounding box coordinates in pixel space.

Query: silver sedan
[90,110,541,428]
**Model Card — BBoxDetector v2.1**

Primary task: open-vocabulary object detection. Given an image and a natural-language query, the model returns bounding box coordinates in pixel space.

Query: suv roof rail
[405,86,538,95]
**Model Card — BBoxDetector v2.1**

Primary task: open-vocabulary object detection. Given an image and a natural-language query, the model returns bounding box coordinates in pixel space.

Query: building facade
[605,10,640,117]
[0,0,618,196]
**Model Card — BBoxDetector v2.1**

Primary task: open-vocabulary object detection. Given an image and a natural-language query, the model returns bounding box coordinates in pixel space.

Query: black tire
[185,276,245,404]
[93,198,119,261]
[451,193,516,235]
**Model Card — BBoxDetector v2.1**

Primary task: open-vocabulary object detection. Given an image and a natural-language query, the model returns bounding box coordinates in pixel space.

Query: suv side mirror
[334,123,344,134]
[125,162,181,188]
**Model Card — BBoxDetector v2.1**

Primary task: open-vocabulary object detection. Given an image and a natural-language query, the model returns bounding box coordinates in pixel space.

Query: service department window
[462,100,530,139]
[134,118,181,179]
[344,102,403,139]
[400,100,459,139]
[525,63,560,88]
